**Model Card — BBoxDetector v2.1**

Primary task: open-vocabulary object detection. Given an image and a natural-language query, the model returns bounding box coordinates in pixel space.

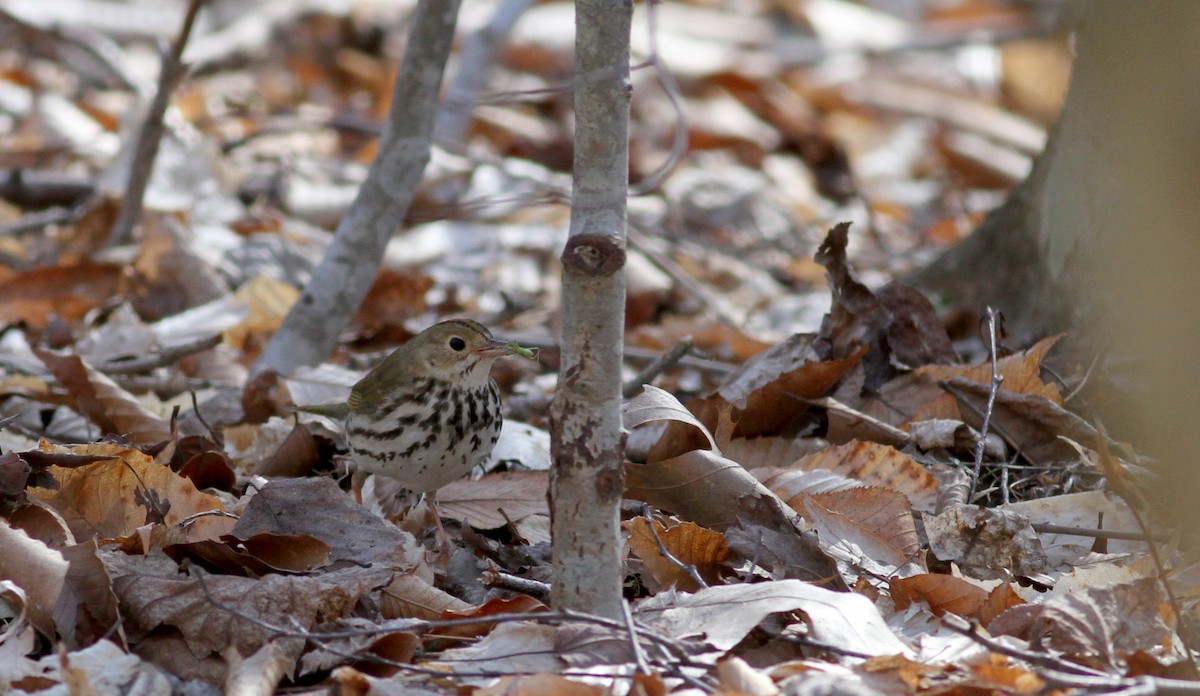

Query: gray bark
[251,1,461,377]
[549,0,632,619]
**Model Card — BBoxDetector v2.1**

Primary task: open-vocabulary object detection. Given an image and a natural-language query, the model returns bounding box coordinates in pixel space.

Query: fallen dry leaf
[627,517,731,592]
[437,470,549,529]
[790,441,939,512]
[28,442,233,547]
[34,348,171,446]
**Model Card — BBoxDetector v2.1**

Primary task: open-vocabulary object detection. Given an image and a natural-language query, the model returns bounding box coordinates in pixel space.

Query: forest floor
[1,1,1193,694]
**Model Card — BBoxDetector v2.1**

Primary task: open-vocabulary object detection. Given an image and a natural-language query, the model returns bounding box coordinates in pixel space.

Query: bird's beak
[473,339,511,357]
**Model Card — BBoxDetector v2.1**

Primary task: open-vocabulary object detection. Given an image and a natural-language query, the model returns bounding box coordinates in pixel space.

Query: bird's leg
[427,492,453,557]
[350,468,369,505]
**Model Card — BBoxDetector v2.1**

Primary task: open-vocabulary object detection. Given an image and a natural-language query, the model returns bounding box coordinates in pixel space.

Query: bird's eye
[448,337,467,351]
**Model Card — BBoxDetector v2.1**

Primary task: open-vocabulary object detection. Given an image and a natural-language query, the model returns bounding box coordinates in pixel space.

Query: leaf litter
[0,0,1192,694]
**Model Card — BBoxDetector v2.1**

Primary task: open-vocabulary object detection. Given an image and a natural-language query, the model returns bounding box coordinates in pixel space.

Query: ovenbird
[300,320,520,493]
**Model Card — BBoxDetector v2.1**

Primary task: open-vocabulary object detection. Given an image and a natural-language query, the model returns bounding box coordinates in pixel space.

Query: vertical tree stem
[251,1,462,377]
[549,0,632,619]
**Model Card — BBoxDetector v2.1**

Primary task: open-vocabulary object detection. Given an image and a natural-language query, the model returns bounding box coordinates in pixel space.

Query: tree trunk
[252,1,461,377]
[549,0,631,619]
[912,2,1200,529]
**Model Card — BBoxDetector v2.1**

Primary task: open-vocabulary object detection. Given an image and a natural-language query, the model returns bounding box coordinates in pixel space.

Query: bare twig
[628,0,688,196]
[435,0,533,148]
[1030,522,1161,543]
[1063,350,1103,404]
[195,571,692,678]
[480,567,551,599]
[641,507,708,590]
[969,307,1003,503]
[620,599,651,675]
[96,334,222,375]
[939,613,1111,678]
[108,0,206,246]
[622,337,694,398]
[252,0,462,377]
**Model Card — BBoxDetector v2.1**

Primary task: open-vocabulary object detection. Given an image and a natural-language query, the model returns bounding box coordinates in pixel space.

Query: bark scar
[562,234,626,276]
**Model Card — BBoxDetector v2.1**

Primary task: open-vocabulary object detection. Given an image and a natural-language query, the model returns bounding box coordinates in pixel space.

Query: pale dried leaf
[925,505,1048,580]
[625,449,788,530]
[800,492,919,581]
[380,573,473,620]
[638,578,910,658]
[1032,577,1169,669]
[625,384,717,452]
[0,520,67,641]
[792,441,939,512]
[34,348,171,446]
[437,471,549,529]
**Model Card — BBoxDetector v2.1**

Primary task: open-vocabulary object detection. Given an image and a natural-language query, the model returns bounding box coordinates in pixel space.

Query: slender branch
[251,1,462,377]
[968,306,1003,503]
[96,334,222,375]
[435,0,533,148]
[622,337,694,398]
[481,567,551,599]
[628,0,687,196]
[620,599,651,675]
[641,506,708,590]
[1031,523,1161,542]
[108,0,206,246]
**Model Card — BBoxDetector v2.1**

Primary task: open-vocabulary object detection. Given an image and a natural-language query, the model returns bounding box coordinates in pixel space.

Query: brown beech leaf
[438,595,549,640]
[230,477,421,570]
[800,492,920,582]
[624,449,788,530]
[808,487,920,560]
[33,348,171,446]
[302,620,420,679]
[815,222,955,389]
[943,378,1103,463]
[924,504,1048,580]
[861,334,1064,428]
[106,551,394,682]
[379,573,473,621]
[703,338,866,440]
[58,540,122,650]
[627,517,731,592]
[891,574,1023,626]
[0,261,124,329]
[28,442,234,547]
[791,441,939,512]
[725,494,842,587]
[720,434,827,471]
[437,471,549,529]
[970,658,1046,695]
[252,422,320,478]
[166,532,332,575]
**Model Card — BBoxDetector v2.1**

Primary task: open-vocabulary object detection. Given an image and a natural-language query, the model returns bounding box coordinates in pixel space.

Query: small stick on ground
[969,306,1003,503]
[641,506,707,590]
[622,337,694,398]
[97,334,222,375]
[108,0,206,246]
